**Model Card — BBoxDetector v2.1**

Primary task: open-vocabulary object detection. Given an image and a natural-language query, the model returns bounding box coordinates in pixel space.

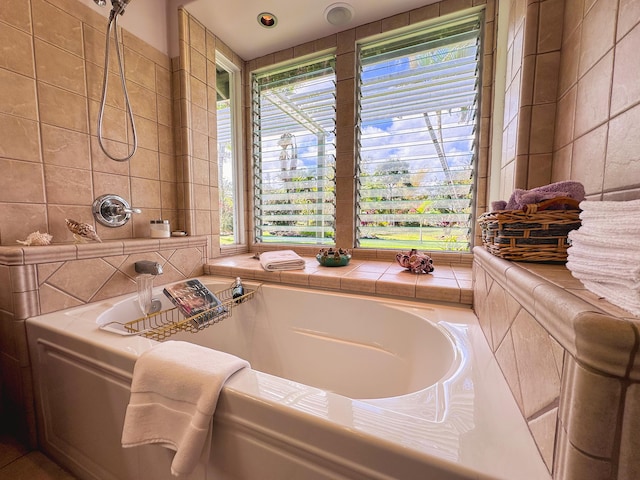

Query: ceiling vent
[324,3,354,27]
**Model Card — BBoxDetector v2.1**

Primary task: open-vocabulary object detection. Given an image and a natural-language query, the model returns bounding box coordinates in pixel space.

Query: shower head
[94,0,133,16]
[111,0,133,16]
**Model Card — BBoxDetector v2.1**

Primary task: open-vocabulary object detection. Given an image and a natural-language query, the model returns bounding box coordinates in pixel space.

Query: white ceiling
[181,0,441,60]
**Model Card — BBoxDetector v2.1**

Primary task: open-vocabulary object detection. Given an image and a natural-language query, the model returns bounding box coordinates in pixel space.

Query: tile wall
[500,0,563,198]
[473,247,640,479]
[502,0,640,200]
[0,0,179,245]
[553,0,640,199]
[172,9,249,259]
[0,237,207,447]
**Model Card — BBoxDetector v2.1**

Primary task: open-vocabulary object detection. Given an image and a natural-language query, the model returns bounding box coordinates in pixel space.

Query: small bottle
[231,277,244,303]
[150,220,170,238]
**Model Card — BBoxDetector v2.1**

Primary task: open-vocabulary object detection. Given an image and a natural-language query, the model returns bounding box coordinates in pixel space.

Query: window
[252,56,337,245]
[216,54,243,245]
[356,13,483,252]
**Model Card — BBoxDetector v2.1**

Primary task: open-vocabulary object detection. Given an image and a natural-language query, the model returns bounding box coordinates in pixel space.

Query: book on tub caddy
[163,279,227,327]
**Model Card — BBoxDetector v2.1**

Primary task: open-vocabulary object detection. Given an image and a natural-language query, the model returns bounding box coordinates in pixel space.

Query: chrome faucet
[134,260,163,276]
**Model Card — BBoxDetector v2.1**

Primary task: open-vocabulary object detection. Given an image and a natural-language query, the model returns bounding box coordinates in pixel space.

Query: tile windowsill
[205,254,473,305]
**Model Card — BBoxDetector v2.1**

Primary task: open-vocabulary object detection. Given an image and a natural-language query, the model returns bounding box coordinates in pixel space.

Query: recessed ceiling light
[324,3,354,27]
[258,12,277,28]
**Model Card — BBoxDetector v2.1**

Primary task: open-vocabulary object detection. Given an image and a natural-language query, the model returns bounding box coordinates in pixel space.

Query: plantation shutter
[252,56,337,245]
[356,12,483,251]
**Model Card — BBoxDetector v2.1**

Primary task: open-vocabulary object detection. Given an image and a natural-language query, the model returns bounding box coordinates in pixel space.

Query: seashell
[16,231,53,246]
[65,219,102,243]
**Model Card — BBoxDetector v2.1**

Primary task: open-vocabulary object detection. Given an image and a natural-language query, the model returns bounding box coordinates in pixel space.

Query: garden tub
[26,277,549,480]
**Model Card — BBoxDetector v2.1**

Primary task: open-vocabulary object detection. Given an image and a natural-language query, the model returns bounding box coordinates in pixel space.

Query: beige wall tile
[34,39,85,95]
[124,47,157,91]
[85,63,125,109]
[128,82,157,122]
[0,23,34,78]
[156,65,172,98]
[511,308,562,418]
[0,0,31,33]
[41,124,91,169]
[130,147,160,180]
[571,123,606,195]
[561,358,622,458]
[38,82,88,133]
[46,258,115,302]
[619,383,640,480]
[44,164,93,205]
[605,102,640,191]
[131,176,161,209]
[0,204,47,245]
[558,25,581,98]
[528,407,557,472]
[537,0,563,53]
[578,0,617,77]
[0,159,45,204]
[529,103,556,155]
[133,115,159,151]
[88,99,127,142]
[83,25,119,74]
[32,0,83,56]
[0,114,41,162]
[92,171,130,199]
[574,51,613,138]
[611,22,640,116]
[563,0,584,42]
[553,86,576,150]
[617,0,640,40]
[0,69,37,120]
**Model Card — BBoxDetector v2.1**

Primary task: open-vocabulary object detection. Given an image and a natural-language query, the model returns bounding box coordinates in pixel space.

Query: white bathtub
[26,277,549,480]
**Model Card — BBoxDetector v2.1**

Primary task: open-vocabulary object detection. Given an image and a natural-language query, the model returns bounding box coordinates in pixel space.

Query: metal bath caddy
[100,285,257,341]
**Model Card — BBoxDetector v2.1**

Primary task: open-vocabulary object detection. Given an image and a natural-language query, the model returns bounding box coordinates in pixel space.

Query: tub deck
[205,253,473,304]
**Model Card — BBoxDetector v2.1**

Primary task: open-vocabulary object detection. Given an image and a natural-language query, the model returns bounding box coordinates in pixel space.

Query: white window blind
[357,13,483,251]
[252,56,337,245]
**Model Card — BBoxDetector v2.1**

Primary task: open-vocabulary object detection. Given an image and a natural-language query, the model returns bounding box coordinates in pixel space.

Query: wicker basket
[478,197,582,263]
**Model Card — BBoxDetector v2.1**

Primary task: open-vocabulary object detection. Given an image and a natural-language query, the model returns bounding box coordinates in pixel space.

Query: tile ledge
[0,236,207,265]
[473,247,640,380]
[205,253,473,306]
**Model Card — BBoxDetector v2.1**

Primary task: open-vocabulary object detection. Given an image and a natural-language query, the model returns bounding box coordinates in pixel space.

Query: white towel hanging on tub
[121,340,249,476]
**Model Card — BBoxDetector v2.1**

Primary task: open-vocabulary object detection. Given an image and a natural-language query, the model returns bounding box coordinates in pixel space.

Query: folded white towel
[577,200,640,234]
[578,279,640,317]
[579,198,640,214]
[259,250,306,271]
[568,229,640,251]
[121,341,249,476]
[567,246,640,283]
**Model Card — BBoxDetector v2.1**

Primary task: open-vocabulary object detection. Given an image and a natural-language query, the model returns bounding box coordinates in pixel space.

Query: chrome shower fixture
[94,0,133,17]
[94,0,138,162]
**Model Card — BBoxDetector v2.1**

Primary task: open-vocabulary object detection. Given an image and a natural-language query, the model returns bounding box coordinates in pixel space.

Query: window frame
[354,12,484,252]
[216,52,245,248]
[250,54,338,246]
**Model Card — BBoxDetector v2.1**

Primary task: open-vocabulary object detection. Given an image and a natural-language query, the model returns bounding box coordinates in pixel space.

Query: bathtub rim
[25,276,551,480]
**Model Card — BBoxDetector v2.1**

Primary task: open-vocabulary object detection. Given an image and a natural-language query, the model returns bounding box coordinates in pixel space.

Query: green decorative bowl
[316,249,351,267]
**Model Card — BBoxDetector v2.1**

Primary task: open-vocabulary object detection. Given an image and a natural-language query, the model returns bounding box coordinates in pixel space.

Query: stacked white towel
[121,341,249,476]
[259,249,306,271]
[567,199,640,316]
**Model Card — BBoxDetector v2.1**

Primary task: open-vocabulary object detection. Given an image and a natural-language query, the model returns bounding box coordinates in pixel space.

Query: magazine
[163,279,227,326]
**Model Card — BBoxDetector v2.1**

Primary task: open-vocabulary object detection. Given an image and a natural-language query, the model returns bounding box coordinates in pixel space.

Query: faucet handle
[93,194,141,227]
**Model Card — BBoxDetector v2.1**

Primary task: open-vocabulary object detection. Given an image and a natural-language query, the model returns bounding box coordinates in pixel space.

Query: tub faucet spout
[134,260,163,275]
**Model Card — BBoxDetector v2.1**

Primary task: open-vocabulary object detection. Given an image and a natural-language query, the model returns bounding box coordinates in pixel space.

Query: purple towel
[504,181,585,210]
